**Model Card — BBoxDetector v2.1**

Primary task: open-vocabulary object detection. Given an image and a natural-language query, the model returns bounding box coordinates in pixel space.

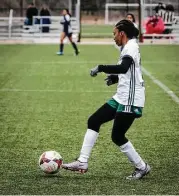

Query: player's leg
[68,33,79,55]
[62,102,116,173]
[57,32,66,55]
[79,103,116,161]
[111,112,150,180]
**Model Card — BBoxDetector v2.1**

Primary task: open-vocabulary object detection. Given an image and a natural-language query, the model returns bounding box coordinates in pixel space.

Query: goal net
[105,3,158,25]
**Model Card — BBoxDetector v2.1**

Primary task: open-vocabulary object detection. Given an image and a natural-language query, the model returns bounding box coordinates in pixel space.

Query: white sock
[120,141,146,170]
[78,129,99,163]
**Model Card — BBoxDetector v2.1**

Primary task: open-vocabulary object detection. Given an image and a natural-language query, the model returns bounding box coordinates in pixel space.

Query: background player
[62,19,151,180]
[126,13,139,39]
[56,9,79,56]
[126,13,137,28]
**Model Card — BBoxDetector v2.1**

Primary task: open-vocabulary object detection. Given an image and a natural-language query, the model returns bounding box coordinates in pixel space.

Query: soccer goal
[105,3,158,25]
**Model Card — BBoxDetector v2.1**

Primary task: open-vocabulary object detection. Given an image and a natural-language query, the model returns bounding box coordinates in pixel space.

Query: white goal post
[105,3,158,25]
[8,9,13,38]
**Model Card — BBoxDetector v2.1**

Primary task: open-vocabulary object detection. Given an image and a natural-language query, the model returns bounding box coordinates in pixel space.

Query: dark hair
[29,2,34,6]
[126,13,136,23]
[115,19,137,39]
[64,8,71,16]
[154,2,166,13]
[134,27,139,38]
[166,4,174,12]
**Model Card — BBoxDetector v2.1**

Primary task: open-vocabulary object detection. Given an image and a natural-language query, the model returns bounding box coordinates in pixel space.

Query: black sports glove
[104,75,118,86]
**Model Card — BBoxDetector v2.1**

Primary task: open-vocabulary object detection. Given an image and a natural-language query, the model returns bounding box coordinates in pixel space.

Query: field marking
[0,88,114,93]
[142,67,179,104]
[0,60,178,65]
[0,88,178,94]
[0,59,179,104]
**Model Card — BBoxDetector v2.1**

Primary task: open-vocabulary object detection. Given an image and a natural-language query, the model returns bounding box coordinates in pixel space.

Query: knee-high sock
[60,43,64,53]
[120,141,146,170]
[78,129,99,162]
[71,42,78,52]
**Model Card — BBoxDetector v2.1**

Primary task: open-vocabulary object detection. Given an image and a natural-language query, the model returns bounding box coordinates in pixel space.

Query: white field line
[0,60,178,104]
[0,60,178,65]
[142,67,179,104]
[0,89,114,93]
[1,88,179,95]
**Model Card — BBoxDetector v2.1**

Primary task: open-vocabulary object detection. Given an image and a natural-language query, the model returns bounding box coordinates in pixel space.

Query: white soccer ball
[39,151,63,174]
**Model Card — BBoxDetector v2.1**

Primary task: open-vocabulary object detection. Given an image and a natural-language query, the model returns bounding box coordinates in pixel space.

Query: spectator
[154,2,177,34]
[163,4,177,34]
[145,14,164,34]
[40,4,51,33]
[154,2,166,15]
[24,2,38,26]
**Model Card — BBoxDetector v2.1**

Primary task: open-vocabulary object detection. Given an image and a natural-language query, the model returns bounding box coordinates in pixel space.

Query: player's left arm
[90,56,133,77]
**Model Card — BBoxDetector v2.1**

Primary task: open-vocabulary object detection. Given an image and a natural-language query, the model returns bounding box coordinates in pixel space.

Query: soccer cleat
[126,163,151,180]
[56,51,63,55]
[75,50,79,56]
[62,160,88,174]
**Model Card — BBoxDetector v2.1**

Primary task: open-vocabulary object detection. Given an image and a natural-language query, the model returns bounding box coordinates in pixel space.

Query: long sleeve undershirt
[98,56,133,74]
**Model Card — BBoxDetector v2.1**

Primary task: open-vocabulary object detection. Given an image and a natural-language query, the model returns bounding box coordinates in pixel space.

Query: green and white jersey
[113,39,145,108]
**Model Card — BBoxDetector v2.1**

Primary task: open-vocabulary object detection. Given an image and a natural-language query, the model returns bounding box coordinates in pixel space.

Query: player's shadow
[37,174,63,178]
[36,172,152,181]
[55,53,76,57]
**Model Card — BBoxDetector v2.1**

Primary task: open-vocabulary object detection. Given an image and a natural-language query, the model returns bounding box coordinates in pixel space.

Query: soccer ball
[39,151,63,174]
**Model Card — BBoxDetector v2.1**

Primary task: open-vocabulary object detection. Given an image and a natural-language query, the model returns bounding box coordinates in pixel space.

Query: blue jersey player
[57,9,79,56]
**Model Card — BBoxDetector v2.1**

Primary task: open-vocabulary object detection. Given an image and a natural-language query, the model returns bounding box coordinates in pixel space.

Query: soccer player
[126,13,137,27]
[62,19,151,180]
[126,13,139,39]
[56,9,79,56]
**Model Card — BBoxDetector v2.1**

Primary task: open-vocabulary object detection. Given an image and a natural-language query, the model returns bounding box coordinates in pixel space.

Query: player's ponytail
[64,8,71,17]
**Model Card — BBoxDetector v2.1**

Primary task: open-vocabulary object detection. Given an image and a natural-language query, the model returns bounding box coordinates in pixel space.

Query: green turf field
[82,24,113,38]
[0,44,179,195]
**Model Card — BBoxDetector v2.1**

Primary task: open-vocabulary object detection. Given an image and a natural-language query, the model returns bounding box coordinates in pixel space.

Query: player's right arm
[90,56,133,77]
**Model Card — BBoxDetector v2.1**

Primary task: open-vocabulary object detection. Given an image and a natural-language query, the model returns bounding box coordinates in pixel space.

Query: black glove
[104,75,118,86]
